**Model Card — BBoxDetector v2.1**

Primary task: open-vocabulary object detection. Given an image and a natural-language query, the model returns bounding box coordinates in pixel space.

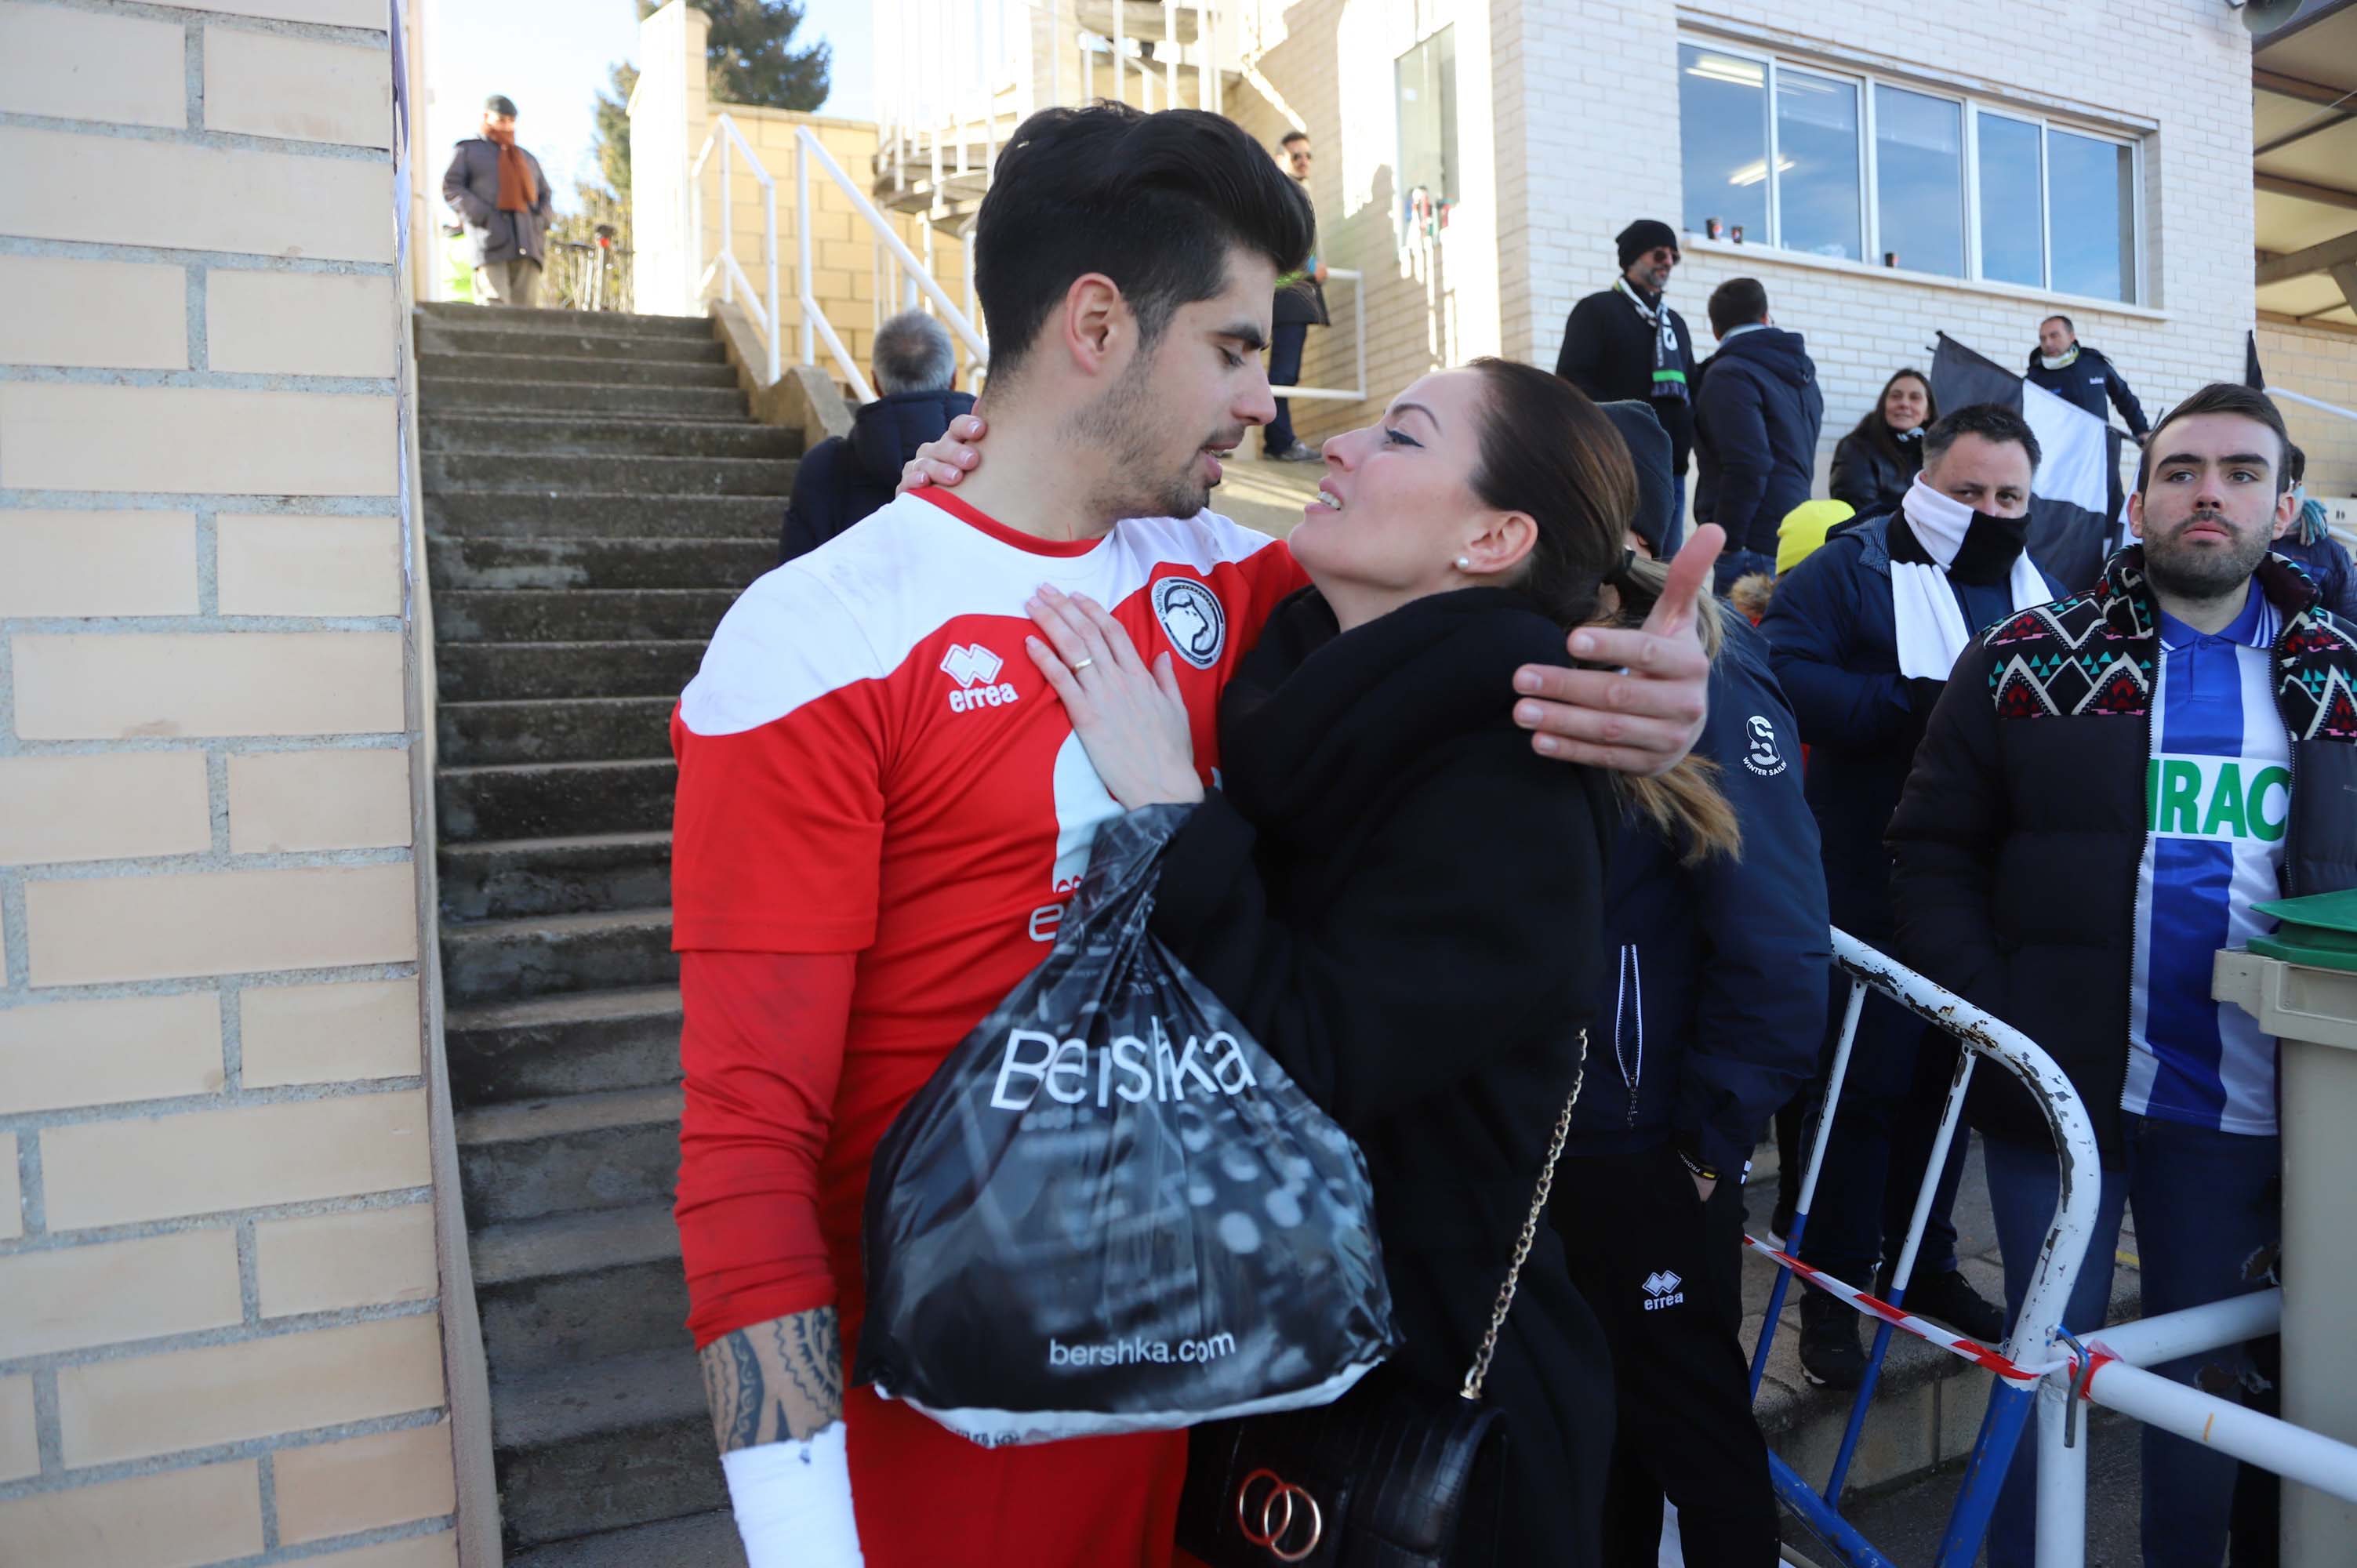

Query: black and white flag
[1930,333,2126,593]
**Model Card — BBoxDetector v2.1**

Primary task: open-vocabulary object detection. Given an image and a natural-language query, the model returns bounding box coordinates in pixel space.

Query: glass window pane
[1874,85,1964,277]
[1396,25,1459,204]
[1775,69,1861,260]
[1976,113,2043,287]
[2047,130,2136,303]
[1679,45,1768,244]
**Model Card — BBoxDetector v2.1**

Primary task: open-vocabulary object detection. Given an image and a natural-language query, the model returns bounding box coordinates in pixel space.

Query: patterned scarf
[1615,278,1689,406]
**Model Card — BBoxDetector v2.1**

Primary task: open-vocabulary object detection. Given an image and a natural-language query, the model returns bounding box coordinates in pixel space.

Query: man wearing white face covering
[1759,403,2062,1387]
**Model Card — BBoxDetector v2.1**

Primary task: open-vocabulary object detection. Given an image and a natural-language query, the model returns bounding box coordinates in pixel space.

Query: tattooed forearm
[698,1306,846,1453]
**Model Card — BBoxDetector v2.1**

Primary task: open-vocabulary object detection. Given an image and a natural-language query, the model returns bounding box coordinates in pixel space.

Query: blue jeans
[1266,320,1309,452]
[1982,1116,2280,1568]
[1796,991,1968,1286]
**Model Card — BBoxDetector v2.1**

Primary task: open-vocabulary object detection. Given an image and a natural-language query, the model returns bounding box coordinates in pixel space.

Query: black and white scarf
[1615,278,1689,407]
[1889,476,2048,680]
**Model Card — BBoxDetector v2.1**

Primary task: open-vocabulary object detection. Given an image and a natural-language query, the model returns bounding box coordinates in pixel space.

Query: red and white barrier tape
[1744,1232,2072,1388]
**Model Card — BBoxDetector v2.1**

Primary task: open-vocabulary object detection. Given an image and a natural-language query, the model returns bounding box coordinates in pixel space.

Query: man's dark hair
[2134,383,2294,495]
[1923,402,2042,473]
[1707,278,1770,339]
[973,103,1313,384]
[872,309,955,397]
[2042,314,2073,335]
[1280,130,1311,148]
[2289,441,2307,487]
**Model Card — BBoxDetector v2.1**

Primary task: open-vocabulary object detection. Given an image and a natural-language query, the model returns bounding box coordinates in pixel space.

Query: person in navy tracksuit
[1549,402,1829,1568]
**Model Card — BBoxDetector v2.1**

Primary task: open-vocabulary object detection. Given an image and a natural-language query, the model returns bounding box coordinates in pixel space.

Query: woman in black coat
[1023,358,1643,1566]
[1828,368,1935,517]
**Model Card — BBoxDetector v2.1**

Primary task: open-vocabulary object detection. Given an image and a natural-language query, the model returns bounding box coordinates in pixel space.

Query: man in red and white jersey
[671,103,1718,1568]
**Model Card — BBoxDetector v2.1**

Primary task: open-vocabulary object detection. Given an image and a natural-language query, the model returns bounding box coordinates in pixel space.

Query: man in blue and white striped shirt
[1890,381,2357,1568]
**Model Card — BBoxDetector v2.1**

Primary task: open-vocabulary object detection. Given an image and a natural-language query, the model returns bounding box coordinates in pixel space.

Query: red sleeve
[674,948,857,1346]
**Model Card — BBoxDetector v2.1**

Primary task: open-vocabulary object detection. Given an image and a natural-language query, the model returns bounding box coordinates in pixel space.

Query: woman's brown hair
[1462,358,1742,866]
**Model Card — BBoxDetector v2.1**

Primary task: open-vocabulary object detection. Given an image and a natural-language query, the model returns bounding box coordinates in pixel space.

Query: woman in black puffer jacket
[1024,359,1650,1566]
[1829,368,1936,518]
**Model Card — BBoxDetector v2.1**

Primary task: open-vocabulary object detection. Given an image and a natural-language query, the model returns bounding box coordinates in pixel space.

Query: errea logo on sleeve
[941,643,1019,713]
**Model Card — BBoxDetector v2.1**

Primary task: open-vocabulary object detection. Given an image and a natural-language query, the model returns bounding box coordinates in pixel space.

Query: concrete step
[427,536,775,592]
[440,831,673,923]
[425,490,785,541]
[491,1346,721,1551]
[435,590,735,648]
[441,906,677,1005]
[418,321,727,363]
[422,414,792,460]
[420,452,798,497]
[436,641,705,702]
[437,758,675,843]
[506,1508,743,1567]
[422,379,751,419]
[444,985,681,1109]
[473,1201,690,1379]
[417,303,716,339]
[456,1082,683,1226]
[419,351,739,389]
[438,695,677,766]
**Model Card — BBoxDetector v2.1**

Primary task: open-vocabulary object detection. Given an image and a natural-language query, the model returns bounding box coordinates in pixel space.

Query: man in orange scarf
[441,94,552,307]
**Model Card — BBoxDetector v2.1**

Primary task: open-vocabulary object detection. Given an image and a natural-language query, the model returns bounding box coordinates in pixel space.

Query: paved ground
[1738,1136,2147,1566]
[1211,448,1321,537]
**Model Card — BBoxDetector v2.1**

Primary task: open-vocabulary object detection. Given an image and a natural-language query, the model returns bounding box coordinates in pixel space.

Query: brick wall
[2257,318,2357,500]
[0,2,456,1564]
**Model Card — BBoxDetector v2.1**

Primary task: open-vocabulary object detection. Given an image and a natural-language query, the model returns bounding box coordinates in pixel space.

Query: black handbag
[1175,1033,1588,1567]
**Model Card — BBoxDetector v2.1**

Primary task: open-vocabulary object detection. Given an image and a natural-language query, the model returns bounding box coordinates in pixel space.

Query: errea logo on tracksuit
[941,643,1019,713]
[1642,1271,1686,1311]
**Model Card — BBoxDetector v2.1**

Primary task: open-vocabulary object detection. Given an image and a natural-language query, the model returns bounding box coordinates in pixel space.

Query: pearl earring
[1455,556,1472,570]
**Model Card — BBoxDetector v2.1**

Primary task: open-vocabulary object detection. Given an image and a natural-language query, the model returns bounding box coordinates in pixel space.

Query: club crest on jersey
[941,642,1019,713]
[1153,576,1226,670]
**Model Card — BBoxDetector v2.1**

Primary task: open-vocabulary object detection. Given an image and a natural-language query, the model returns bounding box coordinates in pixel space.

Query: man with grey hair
[780,310,976,562]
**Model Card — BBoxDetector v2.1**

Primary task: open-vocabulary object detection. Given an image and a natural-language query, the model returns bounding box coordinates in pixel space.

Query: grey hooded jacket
[441,139,552,267]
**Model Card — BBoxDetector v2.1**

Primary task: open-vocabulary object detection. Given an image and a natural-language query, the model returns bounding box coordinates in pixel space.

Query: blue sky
[423,0,877,212]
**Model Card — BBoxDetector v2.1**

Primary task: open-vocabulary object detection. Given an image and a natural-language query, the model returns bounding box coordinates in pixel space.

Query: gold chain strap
[1459,1029,1588,1403]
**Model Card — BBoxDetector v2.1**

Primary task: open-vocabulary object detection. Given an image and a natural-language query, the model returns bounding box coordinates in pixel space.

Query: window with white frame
[1676,41,2143,303]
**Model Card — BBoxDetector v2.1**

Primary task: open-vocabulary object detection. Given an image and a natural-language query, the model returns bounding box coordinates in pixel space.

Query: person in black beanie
[1556,220,1698,554]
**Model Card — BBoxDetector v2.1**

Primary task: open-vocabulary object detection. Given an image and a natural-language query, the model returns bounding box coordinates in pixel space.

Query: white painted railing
[794,126,988,404]
[690,114,782,385]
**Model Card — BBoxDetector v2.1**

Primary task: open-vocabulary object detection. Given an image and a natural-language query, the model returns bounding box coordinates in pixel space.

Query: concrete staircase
[418,302,784,1564]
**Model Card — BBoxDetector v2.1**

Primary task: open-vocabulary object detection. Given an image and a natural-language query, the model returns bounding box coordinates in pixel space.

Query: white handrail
[2275,386,2357,423]
[691,112,783,384]
[1272,267,1367,405]
[794,125,989,372]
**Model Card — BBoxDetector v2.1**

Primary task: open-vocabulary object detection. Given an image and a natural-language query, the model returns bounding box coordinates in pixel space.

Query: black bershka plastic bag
[855,804,1401,1447]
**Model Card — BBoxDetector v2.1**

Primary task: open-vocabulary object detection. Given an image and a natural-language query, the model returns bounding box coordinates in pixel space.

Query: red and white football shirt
[670,487,1306,1566]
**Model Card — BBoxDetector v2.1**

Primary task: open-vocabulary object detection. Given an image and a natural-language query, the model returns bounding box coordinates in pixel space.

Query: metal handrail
[690,113,783,383]
[1270,267,1366,405]
[794,124,988,405]
[1749,928,2101,1568]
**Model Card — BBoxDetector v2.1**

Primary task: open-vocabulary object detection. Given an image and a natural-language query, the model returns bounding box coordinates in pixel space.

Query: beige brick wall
[0,2,456,1563]
[2257,318,2357,501]
[1225,0,2262,503]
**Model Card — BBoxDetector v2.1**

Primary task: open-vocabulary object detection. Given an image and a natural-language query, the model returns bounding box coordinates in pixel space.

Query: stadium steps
[419,299,776,1559]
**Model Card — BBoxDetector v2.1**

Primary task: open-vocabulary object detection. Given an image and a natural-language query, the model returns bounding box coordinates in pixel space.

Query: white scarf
[1890,476,2050,680]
